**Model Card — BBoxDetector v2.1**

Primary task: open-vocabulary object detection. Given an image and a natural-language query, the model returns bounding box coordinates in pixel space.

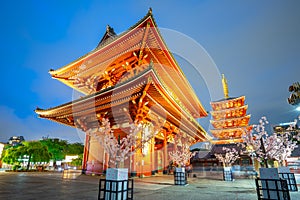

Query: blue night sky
[0,0,299,143]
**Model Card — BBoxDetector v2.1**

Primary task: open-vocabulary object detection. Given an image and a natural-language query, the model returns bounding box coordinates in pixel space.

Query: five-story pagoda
[210,74,251,144]
[35,9,209,176]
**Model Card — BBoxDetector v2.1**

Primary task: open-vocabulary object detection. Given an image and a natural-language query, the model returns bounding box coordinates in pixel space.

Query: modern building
[273,121,299,135]
[8,136,25,146]
[35,9,210,176]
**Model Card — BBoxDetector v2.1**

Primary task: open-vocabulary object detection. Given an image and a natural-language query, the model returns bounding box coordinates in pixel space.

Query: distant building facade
[8,136,25,146]
[0,142,5,168]
[273,122,299,135]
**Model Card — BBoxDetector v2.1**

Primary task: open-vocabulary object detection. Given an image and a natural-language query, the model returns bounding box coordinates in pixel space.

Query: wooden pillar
[82,134,90,172]
[104,152,109,171]
[163,131,168,171]
[151,137,155,174]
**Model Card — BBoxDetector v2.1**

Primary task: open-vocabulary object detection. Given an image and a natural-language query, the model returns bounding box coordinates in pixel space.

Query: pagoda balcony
[210,115,250,129]
[210,127,246,140]
[210,105,248,120]
[210,96,245,111]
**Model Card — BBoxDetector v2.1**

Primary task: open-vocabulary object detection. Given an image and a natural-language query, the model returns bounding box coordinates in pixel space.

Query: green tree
[19,141,51,170]
[65,142,84,167]
[1,146,21,165]
[65,142,84,155]
[71,154,83,167]
[40,139,84,168]
[40,139,68,161]
[2,139,84,170]
[2,141,51,170]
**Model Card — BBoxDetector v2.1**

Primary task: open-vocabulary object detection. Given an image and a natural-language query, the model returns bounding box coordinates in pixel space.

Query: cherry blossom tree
[169,134,195,167]
[214,147,240,167]
[289,116,300,142]
[241,116,300,168]
[276,117,300,165]
[87,118,158,168]
[276,133,298,165]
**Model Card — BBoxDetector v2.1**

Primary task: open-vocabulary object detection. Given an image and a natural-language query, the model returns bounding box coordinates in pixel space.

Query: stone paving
[0,170,300,200]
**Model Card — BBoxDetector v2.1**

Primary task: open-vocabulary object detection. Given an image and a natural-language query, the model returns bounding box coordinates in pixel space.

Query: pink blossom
[241,116,299,166]
[214,147,240,167]
[169,134,195,167]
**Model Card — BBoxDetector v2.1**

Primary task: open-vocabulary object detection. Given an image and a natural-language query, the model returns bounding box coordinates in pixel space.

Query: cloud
[0,105,85,144]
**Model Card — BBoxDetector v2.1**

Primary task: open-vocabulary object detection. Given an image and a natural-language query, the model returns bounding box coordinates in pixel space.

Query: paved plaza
[0,170,300,200]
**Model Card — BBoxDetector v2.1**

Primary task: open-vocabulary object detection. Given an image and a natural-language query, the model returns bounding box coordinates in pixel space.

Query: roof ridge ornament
[106,25,116,35]
[97,24,117,48]
[106,24,111,32]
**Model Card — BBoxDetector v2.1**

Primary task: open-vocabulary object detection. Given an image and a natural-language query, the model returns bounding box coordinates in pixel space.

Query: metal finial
[222,74,229,99]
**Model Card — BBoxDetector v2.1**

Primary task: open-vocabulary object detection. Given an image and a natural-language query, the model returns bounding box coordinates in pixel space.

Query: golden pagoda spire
[222,74,229,99]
